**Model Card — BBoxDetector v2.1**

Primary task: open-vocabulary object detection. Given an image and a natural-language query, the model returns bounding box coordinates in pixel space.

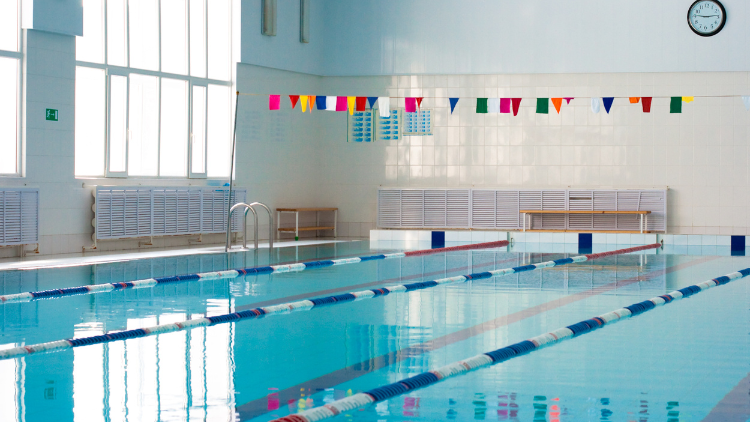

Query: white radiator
[0,188,39,247]
[93,187,247,240]
[378,188,667,232]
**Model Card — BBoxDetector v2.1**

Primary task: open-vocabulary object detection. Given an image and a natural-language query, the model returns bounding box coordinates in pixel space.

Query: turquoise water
[0,241,748,422]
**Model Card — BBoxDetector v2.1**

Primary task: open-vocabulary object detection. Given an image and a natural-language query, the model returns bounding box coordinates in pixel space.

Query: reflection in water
[0,343,22,422]
[69,307,235,422]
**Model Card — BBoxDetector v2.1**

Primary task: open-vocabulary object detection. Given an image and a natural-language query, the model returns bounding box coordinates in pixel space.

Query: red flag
[511,98,522,116]
[416,97,423,109]
[641,97,652,113]
[289,95,300,109]
[355,97,367,112]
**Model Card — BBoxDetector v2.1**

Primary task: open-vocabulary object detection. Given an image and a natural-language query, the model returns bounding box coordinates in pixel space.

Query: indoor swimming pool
[0,240,748,422]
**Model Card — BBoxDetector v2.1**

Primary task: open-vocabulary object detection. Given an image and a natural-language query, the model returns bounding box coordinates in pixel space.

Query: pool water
[0,241,748,422]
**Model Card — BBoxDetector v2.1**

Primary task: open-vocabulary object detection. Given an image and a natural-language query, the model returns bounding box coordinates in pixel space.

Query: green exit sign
[46,109,58,121]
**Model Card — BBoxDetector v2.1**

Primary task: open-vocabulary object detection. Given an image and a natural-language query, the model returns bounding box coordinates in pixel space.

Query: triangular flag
[367,97,378,109]
[670,97,682,113]
[551,98,562,114]
[315,95,326,110]
[500,98,511,113]
[405,97,417,113]
[476,98,488,113]
[629,97,640,104]
[511,98,522,116]
[602,97,614,114]
[591,98,600,113]
[564,97,574,104]
[488,98,500,113]
[269,95,280,110]
[336,96,348,112]
[449,98,459,114]
[641,97,652,113]
[300,95,308,112]
[377,97,390,117]
[682,96,694,103]
[355,97,367,112]
[416,97,423,109]
[347,96,356,115]
[308,95,316,112]
[289,95,300,109]
[536,98,549,114]
[742,96,750,111]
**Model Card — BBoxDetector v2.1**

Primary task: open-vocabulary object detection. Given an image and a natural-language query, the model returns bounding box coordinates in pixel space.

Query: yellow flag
[300,95,308,112]
[347,96,356,115]
[682,96,694,103]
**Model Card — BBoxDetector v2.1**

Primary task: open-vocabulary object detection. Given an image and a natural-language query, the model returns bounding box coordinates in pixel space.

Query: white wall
[244,0,750,76]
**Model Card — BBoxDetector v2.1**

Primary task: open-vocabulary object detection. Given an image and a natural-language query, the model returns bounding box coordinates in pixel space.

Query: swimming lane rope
[0,240,510,304]
[0,243,658,361]
[269,262,749,422]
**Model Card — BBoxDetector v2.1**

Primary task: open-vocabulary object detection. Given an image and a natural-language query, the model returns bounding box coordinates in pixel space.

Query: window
[0,0,21,176]
[75,0,234,178]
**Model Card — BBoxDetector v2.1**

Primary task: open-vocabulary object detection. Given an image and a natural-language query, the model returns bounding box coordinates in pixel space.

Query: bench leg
[295,212,299,241]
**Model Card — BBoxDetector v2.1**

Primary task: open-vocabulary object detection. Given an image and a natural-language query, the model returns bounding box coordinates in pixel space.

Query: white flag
[488,98,500,113]
[326,96,337,111]
[378,97,391,118]
[591,98,600,114]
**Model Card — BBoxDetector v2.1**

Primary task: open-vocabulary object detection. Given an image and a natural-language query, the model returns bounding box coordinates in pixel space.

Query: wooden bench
[276,208,338,240]
[519,210,652,233]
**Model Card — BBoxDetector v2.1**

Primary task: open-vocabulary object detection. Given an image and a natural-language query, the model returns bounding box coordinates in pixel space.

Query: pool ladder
[226,202,274,252]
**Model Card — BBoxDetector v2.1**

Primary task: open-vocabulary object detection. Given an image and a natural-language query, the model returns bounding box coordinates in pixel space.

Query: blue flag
[316,95,327,110]
[449,98,459,114]
[367,97,378,109]
[602,97,614,114]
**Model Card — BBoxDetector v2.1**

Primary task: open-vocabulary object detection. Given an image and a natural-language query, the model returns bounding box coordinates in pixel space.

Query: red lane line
[235,255,718,420]
[404,240,510,257]
[701,372,750,422]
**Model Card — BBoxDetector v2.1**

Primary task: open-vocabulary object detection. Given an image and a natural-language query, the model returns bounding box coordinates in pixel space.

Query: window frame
[0,0,23,177]
[75,0,233,180]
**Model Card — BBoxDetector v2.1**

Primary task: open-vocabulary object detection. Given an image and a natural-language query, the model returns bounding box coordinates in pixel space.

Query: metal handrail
[247,202,274,250]
[226,201,274,252]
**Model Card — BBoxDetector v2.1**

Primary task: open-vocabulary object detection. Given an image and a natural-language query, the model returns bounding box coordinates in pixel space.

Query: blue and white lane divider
[0,243,656,361]
[270,266,750,422]
[0,240,510,304]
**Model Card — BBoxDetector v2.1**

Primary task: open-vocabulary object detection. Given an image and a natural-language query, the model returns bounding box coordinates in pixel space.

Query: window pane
[75,67,106,176]
[129,0,159,71]
[207,85,230,178]
[0,0,18,52]
[0,58,18,174]
[107,0,127,66]
[109,75,128,173]
[159,78,188,177]
[77,0,104,63]
[128,74,159,176]
[189,0,206,78]
[191,86,206,174]
[207,0,230,80]
[160,0,187,75]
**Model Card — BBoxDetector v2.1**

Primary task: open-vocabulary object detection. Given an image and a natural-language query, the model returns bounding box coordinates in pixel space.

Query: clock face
[688,0,726,36]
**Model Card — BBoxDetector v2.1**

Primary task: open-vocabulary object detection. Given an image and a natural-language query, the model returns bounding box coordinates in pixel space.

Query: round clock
[688,0,726,37]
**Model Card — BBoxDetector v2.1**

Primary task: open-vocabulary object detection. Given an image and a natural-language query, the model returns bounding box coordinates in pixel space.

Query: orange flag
[629,97,640,104]
[308,95,316,113]
[551,98,563,114]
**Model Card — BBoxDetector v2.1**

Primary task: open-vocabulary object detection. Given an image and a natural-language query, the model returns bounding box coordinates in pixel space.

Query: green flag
[476,98,488,113]
[536,98,549,114]
[670,97,682,113]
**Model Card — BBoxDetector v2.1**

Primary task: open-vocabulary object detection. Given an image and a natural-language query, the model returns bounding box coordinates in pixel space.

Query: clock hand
[695,14,719,17]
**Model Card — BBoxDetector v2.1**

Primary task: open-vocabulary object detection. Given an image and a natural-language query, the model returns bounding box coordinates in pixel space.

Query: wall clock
[688,0,726,37]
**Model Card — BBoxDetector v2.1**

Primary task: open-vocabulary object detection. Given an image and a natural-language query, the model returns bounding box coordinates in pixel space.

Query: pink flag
[269,95,281,110]
[500,98,511,113]
[405,97,417,113]
[564,97,574,104]
[336,96,347,112]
